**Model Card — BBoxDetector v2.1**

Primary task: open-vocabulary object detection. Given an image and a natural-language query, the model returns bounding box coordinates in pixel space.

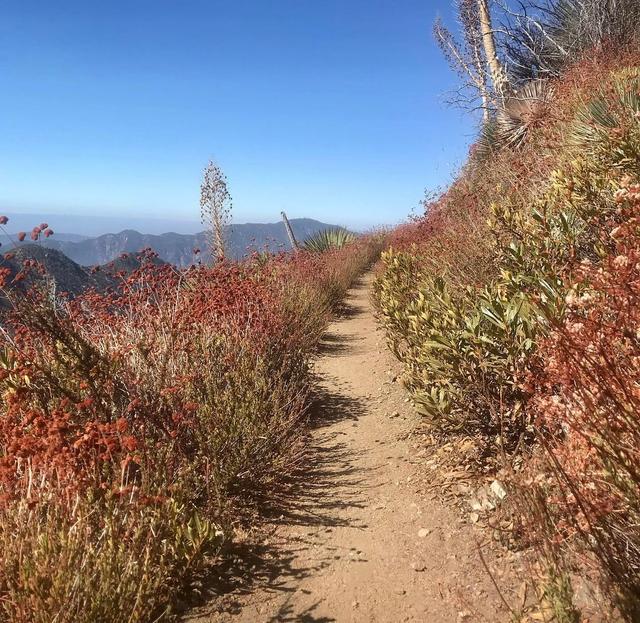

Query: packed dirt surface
[187,274,520,622]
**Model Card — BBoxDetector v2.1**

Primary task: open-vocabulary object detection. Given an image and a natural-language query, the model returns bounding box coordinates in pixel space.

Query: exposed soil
[186,274,522,622]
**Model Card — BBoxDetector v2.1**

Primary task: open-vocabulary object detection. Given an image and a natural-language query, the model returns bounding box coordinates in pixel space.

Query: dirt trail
[189,274,516,622]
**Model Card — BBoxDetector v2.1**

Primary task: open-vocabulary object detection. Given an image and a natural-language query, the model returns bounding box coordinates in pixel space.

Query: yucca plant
[477,79,552,155]
[303,228,355,253]
[499,79,553,148]
[570,70,640,171]
[474,117,501,161]
[502,0,640,81]
[547,0,640,61]
[480,80,553,153]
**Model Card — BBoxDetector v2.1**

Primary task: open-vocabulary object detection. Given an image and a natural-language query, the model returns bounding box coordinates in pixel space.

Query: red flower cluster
[3,221,54,246]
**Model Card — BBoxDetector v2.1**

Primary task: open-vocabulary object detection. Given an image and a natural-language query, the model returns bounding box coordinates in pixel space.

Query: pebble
[418,528,430,538]
[490,479,507,500]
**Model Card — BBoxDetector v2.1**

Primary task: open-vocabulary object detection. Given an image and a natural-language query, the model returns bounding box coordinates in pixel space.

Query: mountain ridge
[11,218,342,267]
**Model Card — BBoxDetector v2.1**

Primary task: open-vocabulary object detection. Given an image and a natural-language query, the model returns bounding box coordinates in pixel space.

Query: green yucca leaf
[303,228,356,253]
[476,80,553,159]
[570,71,640,160]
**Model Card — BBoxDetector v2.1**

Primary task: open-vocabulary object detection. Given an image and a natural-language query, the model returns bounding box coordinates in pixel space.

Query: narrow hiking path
[188,273,517,622]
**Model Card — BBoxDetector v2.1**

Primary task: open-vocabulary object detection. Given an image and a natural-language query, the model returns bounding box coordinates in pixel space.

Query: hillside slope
[0,244,166,298]
[373,53,640,620]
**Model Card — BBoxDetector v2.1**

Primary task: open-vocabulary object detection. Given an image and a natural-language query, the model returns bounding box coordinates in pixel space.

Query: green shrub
[375,68,640,462]
[376,259,538,455]
[0,492,222,623]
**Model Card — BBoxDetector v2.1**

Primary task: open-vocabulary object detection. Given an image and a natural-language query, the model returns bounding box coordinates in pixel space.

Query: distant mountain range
[10,218,339,267]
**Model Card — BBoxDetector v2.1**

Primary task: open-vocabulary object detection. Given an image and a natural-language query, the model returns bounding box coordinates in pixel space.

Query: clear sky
[0,1,476,232]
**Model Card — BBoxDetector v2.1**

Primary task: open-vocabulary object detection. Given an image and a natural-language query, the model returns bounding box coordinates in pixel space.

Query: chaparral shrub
[0,235,382,622]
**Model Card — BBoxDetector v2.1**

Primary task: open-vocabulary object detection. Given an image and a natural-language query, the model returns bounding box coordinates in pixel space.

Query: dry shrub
[520,178,640,619]
[0,236,382,622]
[0,490,220,623]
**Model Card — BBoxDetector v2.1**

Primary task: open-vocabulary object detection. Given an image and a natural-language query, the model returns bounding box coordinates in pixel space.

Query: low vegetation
[0,235,382,622]
[373,10,640,617]
[3,0,640,619]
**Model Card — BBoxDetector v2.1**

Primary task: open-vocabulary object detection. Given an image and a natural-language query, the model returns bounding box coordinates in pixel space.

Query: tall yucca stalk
[200,161,232,262]
[303,228,355,253]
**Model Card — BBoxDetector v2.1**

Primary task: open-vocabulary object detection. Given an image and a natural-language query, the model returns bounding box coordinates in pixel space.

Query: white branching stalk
[434,0,492,120]
[433,0,513,119]
[477,0,512,98]
[200,161,232,262]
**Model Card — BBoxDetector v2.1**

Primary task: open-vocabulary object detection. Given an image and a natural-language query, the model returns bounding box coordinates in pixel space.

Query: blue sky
[0,1,476,233]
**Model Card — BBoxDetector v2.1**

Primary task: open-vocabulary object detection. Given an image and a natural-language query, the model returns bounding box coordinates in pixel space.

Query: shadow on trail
[265,598,337,622]
[316,331,360,356]
[334,298,362,320]
[183,380,370,621]
[273,384,370,527]
[307,377,362,427]
[326,275,366,322]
